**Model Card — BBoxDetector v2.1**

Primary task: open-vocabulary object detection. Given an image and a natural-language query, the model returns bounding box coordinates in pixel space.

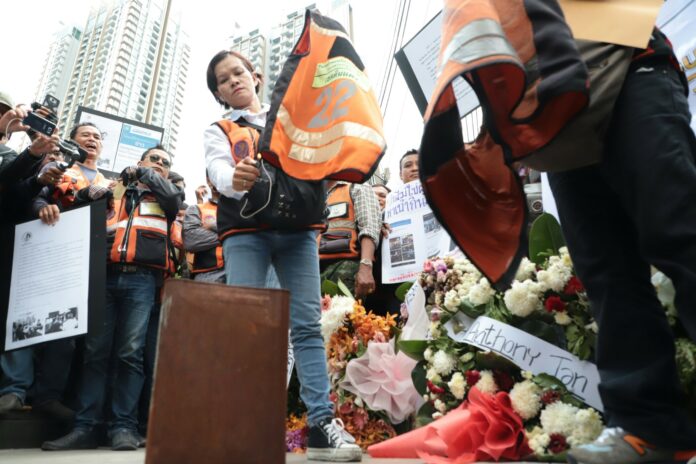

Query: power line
[378,0,407,112]
[381,0,411,116]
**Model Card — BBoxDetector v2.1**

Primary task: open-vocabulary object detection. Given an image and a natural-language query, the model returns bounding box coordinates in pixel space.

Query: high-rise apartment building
[228,0,352,104]
[34,25,82,111]
[57,0,190,151]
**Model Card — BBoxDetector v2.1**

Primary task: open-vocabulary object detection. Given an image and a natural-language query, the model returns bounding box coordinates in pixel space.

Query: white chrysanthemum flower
[559,246,573,267]
[537,269,567,293]
[424,347,434,362]
[319,296,355,342]
[354,396,364,408]
[585,321,598,334]
[447,372,467,400]
[443,290,461,312]
[522,370,533,380]
[504,280,542,317]
[422,394,430,402]
[459,352,474,363]
[474,370,498,394]
[527,426,551,456]
[570,408,604,445]
[540,401,579,437]
[434,292,443,306]
[509,380,542,420]
[467,278,496,306]
[432,412,444,420]
[426,367,442,383]
[434,399,448,413]
[432,350,457,376]
[429,321,442,338]
[515,257,537,282]
[554,311,572,326]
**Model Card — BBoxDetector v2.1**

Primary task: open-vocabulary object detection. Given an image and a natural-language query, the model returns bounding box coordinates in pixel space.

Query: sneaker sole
[306,447,362,462]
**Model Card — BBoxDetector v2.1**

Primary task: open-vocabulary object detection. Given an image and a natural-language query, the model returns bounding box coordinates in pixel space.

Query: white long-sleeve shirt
[204,104,269,200]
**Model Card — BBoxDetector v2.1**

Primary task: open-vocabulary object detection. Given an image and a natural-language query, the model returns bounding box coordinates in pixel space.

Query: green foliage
[398,340,429,361]
[395,281,414,302]
[321,279,339,297]
[517,319,567,349]
[475,351,519,373]
[529,213,566,265]
[415,401,436,427]
[411,360,428,394]
[337,279,353,298]
[458,300,485,319]
[566,325,594,361]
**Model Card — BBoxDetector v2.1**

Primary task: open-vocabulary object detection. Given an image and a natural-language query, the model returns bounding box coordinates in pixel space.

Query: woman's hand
[232,157,260,191]
[39,205,60,225]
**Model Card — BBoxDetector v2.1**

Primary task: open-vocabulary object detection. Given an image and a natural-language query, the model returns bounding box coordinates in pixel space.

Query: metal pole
[145,0,172,124]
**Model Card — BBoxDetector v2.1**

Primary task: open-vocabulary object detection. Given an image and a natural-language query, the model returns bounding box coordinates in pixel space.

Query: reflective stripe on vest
[53,164,109,209]
[191,202,224,274]
[108,195,171,272]
[419,0,589,289]
[260,10,386,183]
[318,183,359,260]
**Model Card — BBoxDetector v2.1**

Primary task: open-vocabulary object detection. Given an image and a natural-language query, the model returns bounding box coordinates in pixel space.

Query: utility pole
[145,0,172,124]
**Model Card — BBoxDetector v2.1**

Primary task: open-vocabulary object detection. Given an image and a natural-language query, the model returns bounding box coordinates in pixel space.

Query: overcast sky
[4,0,442,201]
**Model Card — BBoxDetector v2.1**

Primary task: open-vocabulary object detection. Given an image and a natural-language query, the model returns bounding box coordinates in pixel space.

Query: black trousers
[549,62,696,448]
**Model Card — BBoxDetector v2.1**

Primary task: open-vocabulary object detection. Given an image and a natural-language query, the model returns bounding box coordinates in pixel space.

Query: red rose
[465,370,481,386]
[564,276,584,295]
[493,370,515,392]
[544,295,566,313]
[540,390,561,405]
[548,433,569,454]
[427,380,446,394]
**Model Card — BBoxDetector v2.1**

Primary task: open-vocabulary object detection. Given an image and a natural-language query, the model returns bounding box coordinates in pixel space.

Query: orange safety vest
[318,184,359,260]
[107,193,174,273]
[53,164,110,209]
[214,119,326,240]
[191,201,224,274]
[260,9,386,183]
[419,0,590,288]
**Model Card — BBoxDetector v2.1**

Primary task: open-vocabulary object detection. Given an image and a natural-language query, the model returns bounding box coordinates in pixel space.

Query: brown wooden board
[146,279,289,464]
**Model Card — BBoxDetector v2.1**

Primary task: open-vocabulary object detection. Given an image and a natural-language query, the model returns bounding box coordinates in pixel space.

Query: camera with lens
[23,95,60,137]
[56,139,87,170]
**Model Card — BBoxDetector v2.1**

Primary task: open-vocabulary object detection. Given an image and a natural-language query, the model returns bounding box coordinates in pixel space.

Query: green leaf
[395,281,414,302]
[415,401,436,427]
[533,373,568,392]
[411,360,428,394]
[337,279,354,298]
[398,340,429,361]
[518,319,567,350]
[321,279,339,297]
[529,213,566,265]
[475,351,519,372]
[459,300,485,318]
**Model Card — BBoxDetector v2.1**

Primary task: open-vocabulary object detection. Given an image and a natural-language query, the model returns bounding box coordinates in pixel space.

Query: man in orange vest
[319,180,381,299]
[33,122,112,225]
[43,145,183,452]
[182,176,225,283]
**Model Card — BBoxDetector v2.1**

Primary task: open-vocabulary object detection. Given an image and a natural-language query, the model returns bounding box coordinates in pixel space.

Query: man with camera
[43,145,182,452]
[32,122,112,225]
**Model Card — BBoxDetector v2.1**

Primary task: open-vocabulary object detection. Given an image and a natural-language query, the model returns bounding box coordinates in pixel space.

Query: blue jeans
[75,270,155,432]
[223,230,333,426]
[0,339,74,403]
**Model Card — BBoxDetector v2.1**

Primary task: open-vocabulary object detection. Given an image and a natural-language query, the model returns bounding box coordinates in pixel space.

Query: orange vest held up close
[191,201,224,274]
[419,0,590,289]
[53,164,110,209]
[107,193,174,273]
[260,9,386,183]
[318,183,359,261]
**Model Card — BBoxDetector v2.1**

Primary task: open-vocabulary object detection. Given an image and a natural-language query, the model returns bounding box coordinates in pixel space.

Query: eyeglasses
[147,154,171,168]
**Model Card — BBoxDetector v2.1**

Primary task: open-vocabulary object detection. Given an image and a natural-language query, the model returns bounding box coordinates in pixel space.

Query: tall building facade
[57,0,190,152]
[228,0,352,105]
[34,25,82,111]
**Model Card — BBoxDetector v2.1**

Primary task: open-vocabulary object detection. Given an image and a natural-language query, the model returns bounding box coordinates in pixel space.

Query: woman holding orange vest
[204,50,361,462]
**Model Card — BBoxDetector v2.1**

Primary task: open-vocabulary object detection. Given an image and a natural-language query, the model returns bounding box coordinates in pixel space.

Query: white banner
[381,180,459,284]
[400,282,430,341]
[658,0,696,135]
[447,316,603,411]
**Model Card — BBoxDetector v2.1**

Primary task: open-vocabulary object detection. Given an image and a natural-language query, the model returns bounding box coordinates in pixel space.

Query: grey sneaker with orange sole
[567,427,696,464]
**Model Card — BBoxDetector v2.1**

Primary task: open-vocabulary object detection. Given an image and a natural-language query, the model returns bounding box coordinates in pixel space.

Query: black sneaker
[41,428,98,451]
[110,428,140,451]
[0,393,23,414]
[307,417,362,462]
[33,399,75,421]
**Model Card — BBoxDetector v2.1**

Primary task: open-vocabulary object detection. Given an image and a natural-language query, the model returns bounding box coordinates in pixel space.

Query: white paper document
[5,207,91,350]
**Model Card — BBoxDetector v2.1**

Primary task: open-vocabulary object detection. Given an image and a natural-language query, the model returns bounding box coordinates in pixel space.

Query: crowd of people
[1,20,696,464]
